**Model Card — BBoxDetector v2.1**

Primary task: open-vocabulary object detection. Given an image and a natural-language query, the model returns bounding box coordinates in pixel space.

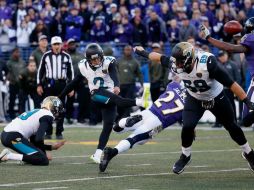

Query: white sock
[7,153,23,161]
[94,149,103,157]
[241,142,252,154]
[182,146,191,157]
[115,140,131,154]
[135,98,143,107]
[119,118,127,128]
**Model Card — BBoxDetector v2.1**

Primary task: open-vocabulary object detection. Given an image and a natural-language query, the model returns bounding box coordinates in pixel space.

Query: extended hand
[199,24,211,40]
[52,140,66,150]
[133,46,145,52]
[113,87,120,95]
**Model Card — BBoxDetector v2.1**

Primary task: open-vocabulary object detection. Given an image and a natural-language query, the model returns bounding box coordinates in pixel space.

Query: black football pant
[182,91,247,148]
[1,131,49,165]
[94,101,117,150]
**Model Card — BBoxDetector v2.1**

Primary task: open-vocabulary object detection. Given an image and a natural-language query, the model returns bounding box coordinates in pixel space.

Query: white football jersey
[175,50,223,101]
[4,109,54,139]
[78,56,115,92]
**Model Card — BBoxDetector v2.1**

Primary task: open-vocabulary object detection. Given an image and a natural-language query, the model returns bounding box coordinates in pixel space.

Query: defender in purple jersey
[199,17,254,127]
[99,82,185,172]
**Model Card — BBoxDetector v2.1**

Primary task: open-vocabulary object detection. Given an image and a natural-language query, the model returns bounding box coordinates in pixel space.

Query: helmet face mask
[171,42,194,73]
[85,43,104,68]
[41,96,64,119]
[244,17,254,34]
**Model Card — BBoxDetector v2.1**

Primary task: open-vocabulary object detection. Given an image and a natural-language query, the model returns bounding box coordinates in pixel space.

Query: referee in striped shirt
[37,36,74,139]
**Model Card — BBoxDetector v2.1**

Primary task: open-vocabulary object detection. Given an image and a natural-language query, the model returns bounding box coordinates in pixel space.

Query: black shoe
[99,147,116,172]
[125,115,143,128]
[44,135,52,140]
[242,150,254,172]
[173,154,191,174]
[113,123,124,133]
[56,134,63,140]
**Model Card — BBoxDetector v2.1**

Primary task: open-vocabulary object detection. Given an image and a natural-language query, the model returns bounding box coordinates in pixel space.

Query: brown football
[224,20,243,35]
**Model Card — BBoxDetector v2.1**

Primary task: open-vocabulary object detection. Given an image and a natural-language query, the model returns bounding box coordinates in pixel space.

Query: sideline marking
[32,187,68,190]
[0,168,249,187]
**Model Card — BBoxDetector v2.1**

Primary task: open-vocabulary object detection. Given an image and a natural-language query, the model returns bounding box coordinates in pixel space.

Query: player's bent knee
[25,152,49,166]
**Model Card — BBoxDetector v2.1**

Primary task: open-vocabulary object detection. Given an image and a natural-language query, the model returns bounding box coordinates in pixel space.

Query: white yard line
[125,164,152,167]
[0,168,249,187]
[53,148,240,159]
[32,187,68,190]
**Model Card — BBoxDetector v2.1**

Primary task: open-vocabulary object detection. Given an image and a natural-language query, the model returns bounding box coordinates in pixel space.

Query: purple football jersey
[149,82,185,128]
[240,33,254,77]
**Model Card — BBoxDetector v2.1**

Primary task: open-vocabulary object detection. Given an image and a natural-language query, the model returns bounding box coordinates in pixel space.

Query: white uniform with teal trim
[176,50,223,101]
[78,56,116,92]
[4,109,54,139]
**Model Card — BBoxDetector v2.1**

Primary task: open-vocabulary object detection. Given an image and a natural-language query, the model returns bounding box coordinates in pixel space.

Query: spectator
[117,45,143,119]
[65,38,88,124]
[29,20,48,46]
[167,19,180,47]
[15,1,27,28]
[112,15,134,44]
[105,3,118,27]
[90,16,110,43]
[179,16,196,42]
[0,19,16,56]
[131,16,147,46]
[79,1,92,41]
[0,0,12,21]
[243,0,254,18]
[19,60,41,113]
[149,43,167,102]
[0,58,7,122]
[64,7,84,41]
[29,35,48,68]
[6,47,26,120]
[146,10,167,45]
[17,20,33,47]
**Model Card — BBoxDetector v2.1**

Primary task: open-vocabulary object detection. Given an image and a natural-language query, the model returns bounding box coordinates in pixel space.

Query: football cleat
[241,150,254,172]
[173,154,191,174]
[0,149,10,162]
[90,154,101,164]
[99,147,115,172]
[125,115,143,128]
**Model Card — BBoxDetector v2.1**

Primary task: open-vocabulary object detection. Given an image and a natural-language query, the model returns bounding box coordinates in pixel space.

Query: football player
[134,42,254,174]
[199,17,254,127]
[99,81,185,172]
[59,43,147,163]
[0,96,65,165]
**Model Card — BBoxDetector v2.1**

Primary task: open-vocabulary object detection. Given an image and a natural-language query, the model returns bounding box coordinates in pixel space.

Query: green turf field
[0,125,254,190]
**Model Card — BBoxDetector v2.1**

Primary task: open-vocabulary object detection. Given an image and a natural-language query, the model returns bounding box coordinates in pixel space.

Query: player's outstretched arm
[199,24,248,53]
[133,46,162,63]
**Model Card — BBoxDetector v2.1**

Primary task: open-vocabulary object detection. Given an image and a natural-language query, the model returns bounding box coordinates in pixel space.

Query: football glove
[199,24,211,40]
[243,97,254,111]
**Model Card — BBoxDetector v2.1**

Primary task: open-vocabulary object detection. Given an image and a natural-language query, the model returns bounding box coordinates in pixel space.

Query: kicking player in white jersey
[0,96,65,165]
[134,43,254,174]
[59,43,147,163]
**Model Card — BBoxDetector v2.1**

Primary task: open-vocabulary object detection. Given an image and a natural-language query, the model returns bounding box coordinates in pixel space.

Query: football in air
[224,20,243,35]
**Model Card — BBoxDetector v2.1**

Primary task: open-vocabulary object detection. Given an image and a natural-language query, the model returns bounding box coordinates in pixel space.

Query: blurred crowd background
[0,0,253,127]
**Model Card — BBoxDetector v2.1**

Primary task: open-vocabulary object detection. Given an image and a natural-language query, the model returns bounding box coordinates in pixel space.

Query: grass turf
[0,126,254,190]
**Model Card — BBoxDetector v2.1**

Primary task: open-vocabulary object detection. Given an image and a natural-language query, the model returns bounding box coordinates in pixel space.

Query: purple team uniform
[241,33,254,117]
[149,82,185,128]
